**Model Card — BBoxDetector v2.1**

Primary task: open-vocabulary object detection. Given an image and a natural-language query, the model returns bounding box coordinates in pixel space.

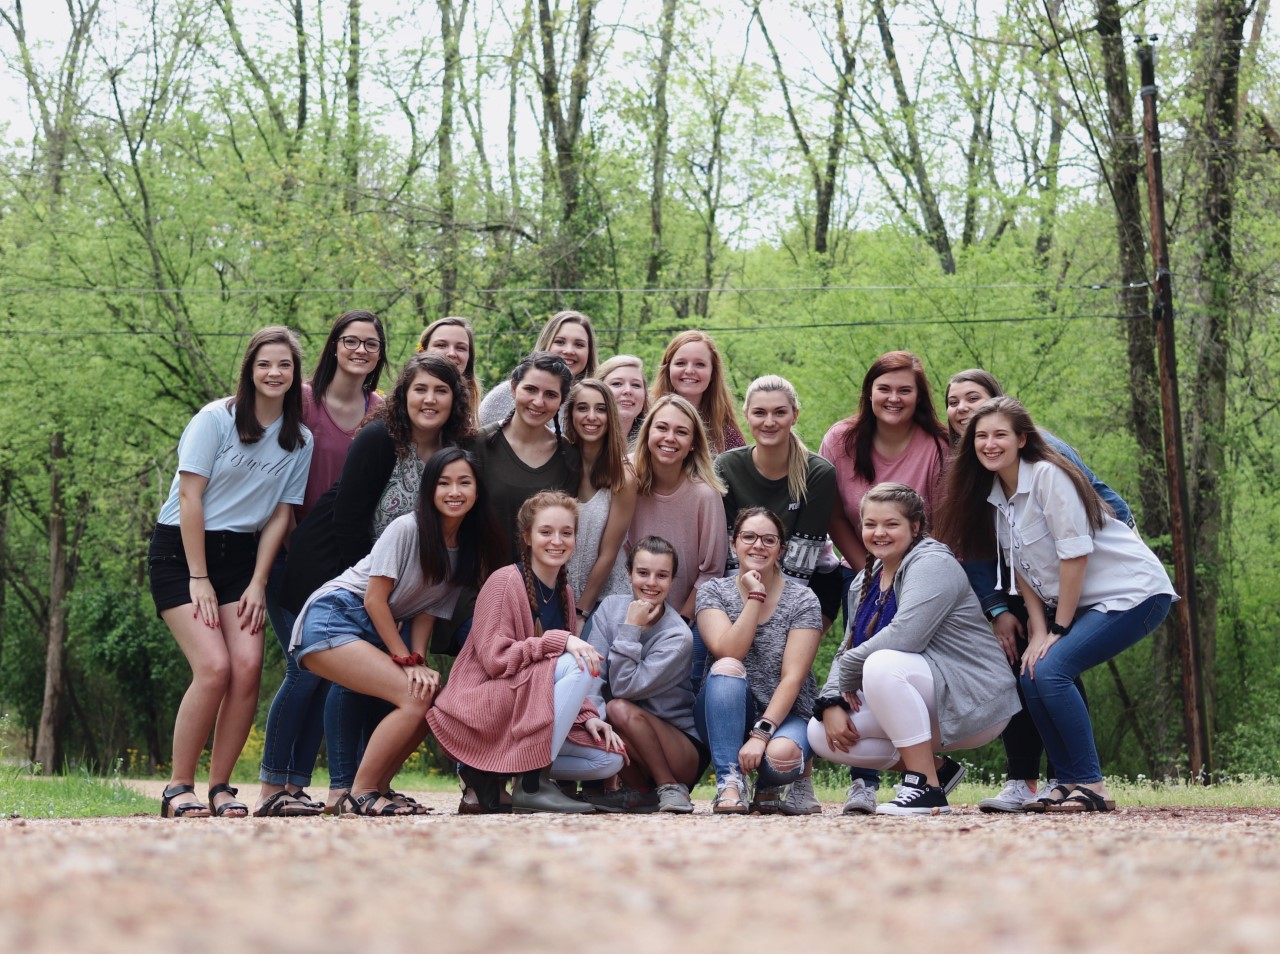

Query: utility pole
[1136,38,1211,781]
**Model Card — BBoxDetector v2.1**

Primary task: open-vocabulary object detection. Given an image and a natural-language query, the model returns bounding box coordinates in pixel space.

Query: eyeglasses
[339,336,382,353]
[737,530,781,548]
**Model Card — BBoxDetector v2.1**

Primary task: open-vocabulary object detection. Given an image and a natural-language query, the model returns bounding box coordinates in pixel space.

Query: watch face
[755,719,776,733]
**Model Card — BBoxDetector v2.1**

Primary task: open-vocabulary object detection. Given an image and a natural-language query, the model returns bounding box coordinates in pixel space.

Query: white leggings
[550,652,624,781]
[807,650,1008,769]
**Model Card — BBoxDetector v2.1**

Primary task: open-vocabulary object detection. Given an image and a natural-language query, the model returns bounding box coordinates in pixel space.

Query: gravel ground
[2,783,1279,954]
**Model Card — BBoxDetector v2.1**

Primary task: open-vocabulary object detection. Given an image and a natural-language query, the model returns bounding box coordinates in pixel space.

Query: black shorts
[808,567,843,624]
[683,730,713,787]
[148,523,258,616]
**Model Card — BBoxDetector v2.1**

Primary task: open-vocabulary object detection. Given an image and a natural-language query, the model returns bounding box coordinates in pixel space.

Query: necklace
[535,577,557,606]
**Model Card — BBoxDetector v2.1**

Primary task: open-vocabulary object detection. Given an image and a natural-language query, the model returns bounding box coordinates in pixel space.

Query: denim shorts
[293,588,384,665]
[148,523,257,616]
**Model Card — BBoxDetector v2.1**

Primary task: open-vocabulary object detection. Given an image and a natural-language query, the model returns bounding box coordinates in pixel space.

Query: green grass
[0,770,156,818]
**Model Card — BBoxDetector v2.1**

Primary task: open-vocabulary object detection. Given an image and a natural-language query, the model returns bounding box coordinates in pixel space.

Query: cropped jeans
[1020,593,1172,784]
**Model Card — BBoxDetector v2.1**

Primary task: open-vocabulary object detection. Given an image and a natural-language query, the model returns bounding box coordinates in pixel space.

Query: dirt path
[3,783,1279,953]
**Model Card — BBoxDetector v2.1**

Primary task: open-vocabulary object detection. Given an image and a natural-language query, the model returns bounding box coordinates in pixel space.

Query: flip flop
[1046,787,1115,813]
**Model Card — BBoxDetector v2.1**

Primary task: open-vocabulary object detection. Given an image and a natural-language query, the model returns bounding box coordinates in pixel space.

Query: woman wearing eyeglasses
[279,353,475,813]
[695,506,823,814]
[258,311,386,815]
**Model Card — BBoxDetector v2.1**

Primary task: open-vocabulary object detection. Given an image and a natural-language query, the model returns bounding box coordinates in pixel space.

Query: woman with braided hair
[427,491,628,814]
[808,483,1019,816]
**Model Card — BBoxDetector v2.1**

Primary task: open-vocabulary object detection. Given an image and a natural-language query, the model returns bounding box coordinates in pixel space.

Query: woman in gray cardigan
[807,483,1020,815]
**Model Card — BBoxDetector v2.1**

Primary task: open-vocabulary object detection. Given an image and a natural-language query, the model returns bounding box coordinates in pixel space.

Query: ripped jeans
[694,659,810,789]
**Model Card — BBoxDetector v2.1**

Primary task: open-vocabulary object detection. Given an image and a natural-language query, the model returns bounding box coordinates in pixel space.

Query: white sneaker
[841,777,878,815]
[979,778,1037,813]
[779,775,822,815]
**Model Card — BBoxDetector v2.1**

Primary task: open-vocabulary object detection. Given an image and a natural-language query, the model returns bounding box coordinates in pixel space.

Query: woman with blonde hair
[628,394,727,625]
[562,379,636,621]
[649,330,743,456]
[597,353,648,444]
[478,311,598,426]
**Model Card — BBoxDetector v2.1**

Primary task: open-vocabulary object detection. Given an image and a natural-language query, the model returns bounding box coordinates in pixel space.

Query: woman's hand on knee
[738,736,765,773]
[405,664,439,701]
[823,707,859,752]
[586,717,629,764]
[565,636,602,677]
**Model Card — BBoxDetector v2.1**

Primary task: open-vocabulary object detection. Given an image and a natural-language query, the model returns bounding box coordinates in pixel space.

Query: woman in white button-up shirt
[936,396,1175,814]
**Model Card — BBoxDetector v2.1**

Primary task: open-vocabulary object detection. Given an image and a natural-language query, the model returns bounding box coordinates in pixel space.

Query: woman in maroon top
[258,311,386,815]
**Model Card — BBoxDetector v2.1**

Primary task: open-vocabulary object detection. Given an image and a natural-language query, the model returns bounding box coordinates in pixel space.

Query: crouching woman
[428,491,628,814]
[808,482,1021,815]
[290,447,501,816]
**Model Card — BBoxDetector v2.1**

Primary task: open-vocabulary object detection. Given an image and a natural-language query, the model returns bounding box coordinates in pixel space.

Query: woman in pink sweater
[427,491,627,814]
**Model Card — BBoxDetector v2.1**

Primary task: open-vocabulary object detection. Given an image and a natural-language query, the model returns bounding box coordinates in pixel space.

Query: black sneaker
[582,786,659,813]
[935,756,967,795]
[876,772,951,816]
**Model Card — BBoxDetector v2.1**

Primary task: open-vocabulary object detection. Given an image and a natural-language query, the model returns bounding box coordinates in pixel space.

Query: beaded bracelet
[391,652,425,667]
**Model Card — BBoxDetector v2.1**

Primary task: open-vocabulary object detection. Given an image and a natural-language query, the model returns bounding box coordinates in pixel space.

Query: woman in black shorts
[150,327,314,818]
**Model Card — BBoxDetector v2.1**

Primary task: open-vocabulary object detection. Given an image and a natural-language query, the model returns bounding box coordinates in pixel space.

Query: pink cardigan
[426,565,602,773]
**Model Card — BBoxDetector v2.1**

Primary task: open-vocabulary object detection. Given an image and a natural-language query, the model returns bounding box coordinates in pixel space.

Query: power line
[0,281,1148,295]
[0,312,1151,340]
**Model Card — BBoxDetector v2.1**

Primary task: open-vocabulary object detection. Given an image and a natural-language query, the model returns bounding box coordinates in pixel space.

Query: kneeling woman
[808,483,1021,815]
[428,491,628,814]
[586,536,707,814]
[696,507,823,814]
[290,448,502,816]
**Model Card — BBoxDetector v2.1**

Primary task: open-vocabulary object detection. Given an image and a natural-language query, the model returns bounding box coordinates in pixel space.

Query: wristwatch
[752,718,776,737]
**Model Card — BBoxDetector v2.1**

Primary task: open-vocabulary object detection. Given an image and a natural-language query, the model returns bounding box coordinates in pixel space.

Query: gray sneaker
[841,777,878,815]
[979,778,1036,813]
[779,775,822,815]
[655,782,695,814]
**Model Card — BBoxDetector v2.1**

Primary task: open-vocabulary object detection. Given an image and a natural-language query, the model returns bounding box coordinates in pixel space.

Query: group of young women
[149,308,1174,819]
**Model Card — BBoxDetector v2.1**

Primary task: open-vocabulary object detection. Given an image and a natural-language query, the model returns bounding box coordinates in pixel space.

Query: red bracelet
[391,652,425,667]
[746,591,767,603]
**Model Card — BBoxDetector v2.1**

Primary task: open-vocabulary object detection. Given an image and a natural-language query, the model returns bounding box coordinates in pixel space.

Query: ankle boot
[458,765,510,814]
[511,769,595,814]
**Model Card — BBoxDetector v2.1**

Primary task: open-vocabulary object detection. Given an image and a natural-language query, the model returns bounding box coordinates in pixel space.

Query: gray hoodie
[585,594,697,737]
[822,537,1020,746]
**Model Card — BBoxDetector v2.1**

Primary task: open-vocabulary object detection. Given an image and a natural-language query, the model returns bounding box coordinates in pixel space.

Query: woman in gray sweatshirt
[808,482,1020,816]
[584,536,708,813]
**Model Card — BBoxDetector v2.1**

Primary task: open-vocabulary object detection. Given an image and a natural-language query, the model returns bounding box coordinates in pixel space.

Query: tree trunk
[34,432,69,773]
[1187,0,1251,746]
[438,0,465,313]
[641,0,678,323]
[1096,0,1177,767]
[344,0,362,213]
[754,0,855,257]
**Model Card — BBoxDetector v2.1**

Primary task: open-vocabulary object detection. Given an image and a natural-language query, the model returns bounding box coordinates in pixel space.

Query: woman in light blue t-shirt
[149,327,313,819]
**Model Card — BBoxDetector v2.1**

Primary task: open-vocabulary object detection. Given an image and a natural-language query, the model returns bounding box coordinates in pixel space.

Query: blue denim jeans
[694,670,810,789]
[688,621,707,696]
[839,563,880,790]
[324,684,393,789]
[1020,593,1172,784]
[261,552,330,787]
